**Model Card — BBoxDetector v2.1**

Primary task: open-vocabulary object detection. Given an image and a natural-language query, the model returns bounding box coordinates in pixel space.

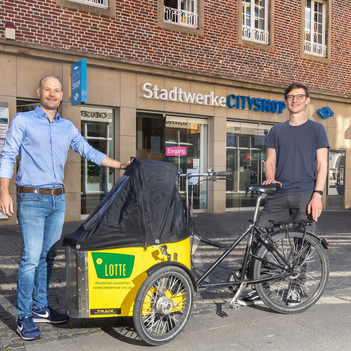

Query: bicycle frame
[178,170,318,307]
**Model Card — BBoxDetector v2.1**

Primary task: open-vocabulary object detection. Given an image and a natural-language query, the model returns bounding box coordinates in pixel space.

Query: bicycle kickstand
[229,282,247,310]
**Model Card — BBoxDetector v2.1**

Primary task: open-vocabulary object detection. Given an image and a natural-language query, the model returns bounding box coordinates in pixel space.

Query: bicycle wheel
[133,266,194,346]
[253,230,329,314]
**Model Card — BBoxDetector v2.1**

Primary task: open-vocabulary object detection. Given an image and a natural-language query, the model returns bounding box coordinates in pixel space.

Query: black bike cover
[62,158,190,251]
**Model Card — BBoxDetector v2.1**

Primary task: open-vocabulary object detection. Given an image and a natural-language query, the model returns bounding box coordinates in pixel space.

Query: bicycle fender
[271,230,329,250]
[146,261,198,292]
[297,230,329,249]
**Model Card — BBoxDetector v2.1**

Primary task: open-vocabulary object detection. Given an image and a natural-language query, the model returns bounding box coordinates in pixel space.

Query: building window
[226,121,273,210]
[81,106,115,217]
[327,149,345,209]
[242,0,269,44]
[68,0,108,8]
[56,0,115,17]
[164,0,198,28]
[304,0,326,57]
[301,0,330,63]
[238,0,274,51]
[158,0,204,36]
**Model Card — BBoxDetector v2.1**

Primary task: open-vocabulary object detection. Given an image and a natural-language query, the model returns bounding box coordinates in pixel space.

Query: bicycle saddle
[247,183,281,194]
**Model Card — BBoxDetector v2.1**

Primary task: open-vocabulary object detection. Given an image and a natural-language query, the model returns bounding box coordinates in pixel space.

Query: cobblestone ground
[0,210,350,350]
[190,211,351,312]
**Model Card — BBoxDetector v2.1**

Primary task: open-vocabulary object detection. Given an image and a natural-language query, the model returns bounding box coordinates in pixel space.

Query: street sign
[71,59,87,105]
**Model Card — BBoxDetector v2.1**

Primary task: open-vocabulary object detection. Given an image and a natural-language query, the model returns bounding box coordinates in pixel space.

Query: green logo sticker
[92,252,135,279]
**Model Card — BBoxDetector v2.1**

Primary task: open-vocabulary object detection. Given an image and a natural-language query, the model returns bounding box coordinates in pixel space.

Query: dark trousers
[257,193,315,232]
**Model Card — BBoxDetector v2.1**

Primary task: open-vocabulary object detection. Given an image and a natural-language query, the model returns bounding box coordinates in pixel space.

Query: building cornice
[1,39,350,103]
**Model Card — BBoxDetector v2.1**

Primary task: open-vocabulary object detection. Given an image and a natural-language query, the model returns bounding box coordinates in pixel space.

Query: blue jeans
[16,192,65,319]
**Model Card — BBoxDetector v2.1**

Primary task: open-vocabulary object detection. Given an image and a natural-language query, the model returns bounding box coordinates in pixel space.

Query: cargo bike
[62,158,329,346]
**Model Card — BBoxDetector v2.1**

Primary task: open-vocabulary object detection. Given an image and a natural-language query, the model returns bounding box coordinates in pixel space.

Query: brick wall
[1,0,350,95]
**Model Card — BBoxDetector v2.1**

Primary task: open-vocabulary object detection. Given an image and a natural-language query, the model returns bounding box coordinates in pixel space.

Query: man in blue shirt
[0,76,130,340]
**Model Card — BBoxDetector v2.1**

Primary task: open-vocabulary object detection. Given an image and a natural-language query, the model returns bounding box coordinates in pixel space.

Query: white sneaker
[286,290,302,306]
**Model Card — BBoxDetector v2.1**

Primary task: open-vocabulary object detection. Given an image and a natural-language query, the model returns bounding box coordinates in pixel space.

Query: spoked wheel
[133,266,194,346]
[253,231,329,314]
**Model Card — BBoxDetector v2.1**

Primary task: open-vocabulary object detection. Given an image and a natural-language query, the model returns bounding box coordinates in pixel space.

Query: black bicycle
[181,169,329,314]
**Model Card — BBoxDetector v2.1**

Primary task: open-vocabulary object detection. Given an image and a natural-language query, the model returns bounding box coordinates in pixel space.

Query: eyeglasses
[286,94,306,101]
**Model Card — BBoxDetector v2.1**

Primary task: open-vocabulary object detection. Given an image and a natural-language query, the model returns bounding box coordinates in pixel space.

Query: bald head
[39,76,62,91]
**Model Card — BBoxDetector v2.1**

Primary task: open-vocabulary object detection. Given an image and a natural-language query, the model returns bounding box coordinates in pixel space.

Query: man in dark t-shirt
[238,82,330,306]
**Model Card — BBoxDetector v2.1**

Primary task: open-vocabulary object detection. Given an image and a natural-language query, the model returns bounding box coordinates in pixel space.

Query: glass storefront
[81,106,115,215]
[327,149,345,209]
[136,112,208,210]
[17,100,38,113]
[226,121,273,209]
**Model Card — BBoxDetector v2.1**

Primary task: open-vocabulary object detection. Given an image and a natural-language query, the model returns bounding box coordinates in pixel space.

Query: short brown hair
[284,82,310,100]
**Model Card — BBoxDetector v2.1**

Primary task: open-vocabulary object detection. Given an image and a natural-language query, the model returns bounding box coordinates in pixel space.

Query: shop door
[136,113,208,210]
[226,122,272,209]
[81,107,115,216]
[165,116,208,210]
[327,149,345,209]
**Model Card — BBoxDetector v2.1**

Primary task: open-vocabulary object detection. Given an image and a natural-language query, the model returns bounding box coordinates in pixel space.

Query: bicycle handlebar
[178,170,232,178]
[213,171,232,177]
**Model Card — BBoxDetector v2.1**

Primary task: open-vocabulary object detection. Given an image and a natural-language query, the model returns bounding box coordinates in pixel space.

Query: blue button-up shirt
[0,106,107,188]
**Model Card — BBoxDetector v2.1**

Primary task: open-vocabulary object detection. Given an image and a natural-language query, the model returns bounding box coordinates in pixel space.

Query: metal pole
[185,173,189,224]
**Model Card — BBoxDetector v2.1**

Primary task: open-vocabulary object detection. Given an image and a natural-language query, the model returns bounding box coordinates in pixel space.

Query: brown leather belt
[19,187,65,195]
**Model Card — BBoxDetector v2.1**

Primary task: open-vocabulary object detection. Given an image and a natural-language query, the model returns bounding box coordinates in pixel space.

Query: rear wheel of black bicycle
[253,231,329,314]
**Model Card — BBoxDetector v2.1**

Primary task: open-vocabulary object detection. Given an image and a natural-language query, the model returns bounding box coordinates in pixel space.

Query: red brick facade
[1,0,350,95]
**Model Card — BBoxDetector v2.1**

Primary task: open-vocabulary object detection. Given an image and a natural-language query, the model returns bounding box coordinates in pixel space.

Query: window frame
[158,0,204,36]
[237,0,274,51]
[56,0,115,17]
[80,105,116,216]
[301,0,331,63]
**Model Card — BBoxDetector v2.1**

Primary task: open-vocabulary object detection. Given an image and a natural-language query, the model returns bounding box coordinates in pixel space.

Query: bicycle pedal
[229,302,241,310]
[228,285,238,294]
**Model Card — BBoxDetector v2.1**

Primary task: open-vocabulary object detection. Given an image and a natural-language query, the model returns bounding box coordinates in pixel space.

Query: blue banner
[71,59,87,105]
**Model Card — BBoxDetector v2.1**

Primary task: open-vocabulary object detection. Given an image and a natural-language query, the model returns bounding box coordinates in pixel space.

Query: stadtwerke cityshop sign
[142,83,286,114]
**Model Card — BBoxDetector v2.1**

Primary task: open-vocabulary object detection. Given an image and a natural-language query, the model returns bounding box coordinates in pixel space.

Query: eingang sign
[142,83,286,114]
[166,146,187,156]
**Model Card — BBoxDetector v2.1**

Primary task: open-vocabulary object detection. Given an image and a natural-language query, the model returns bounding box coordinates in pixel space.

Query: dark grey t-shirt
[266,119,330,195]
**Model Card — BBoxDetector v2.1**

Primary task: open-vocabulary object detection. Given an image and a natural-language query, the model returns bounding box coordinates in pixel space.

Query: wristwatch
[313,190,323,196]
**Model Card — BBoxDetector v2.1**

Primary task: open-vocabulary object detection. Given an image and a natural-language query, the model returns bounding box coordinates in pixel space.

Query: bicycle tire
[253,230,329,314]
[133,266,193,346]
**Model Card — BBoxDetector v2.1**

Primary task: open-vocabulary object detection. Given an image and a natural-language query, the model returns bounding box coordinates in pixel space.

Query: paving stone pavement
[0,209,350,350]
